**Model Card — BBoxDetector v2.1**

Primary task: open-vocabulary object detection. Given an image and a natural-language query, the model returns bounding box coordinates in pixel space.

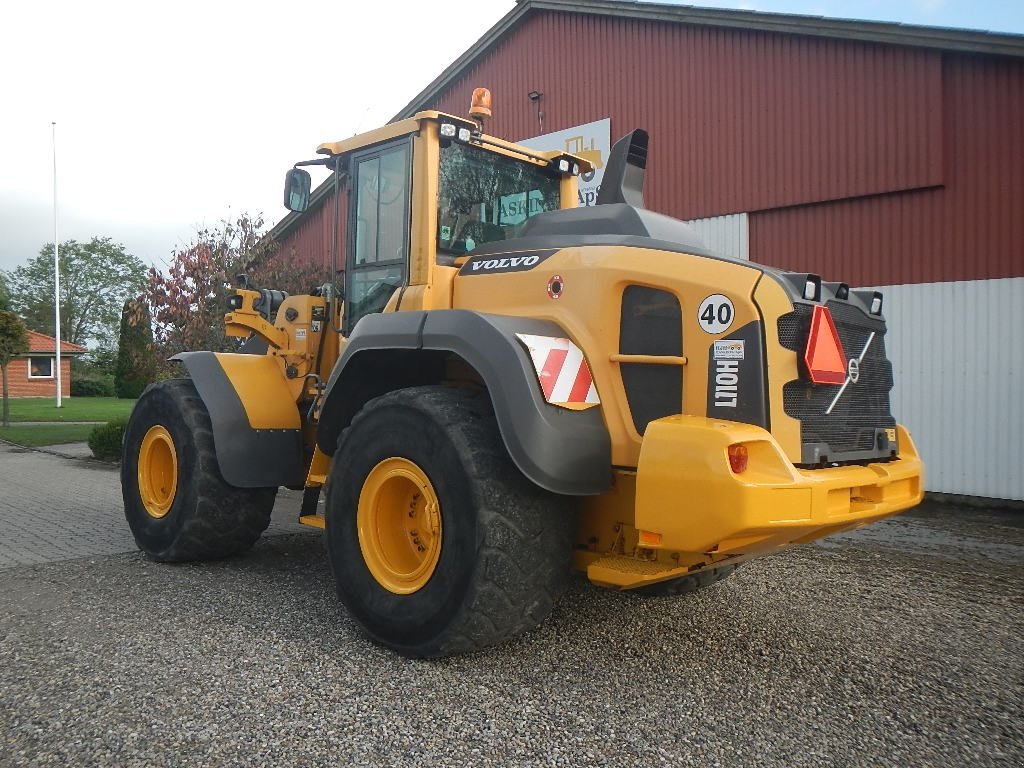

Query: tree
[6,237,147,348]
[115,299,156,399]
[0,272,11,312]
[0,311,30,426]
[74,345,118,378]
[147,214,322,362]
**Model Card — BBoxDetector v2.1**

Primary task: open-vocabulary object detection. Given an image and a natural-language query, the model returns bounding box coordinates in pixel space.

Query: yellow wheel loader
[122,90,923,657]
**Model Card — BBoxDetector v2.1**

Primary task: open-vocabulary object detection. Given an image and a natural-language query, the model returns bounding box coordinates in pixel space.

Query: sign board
[519,118,611,207]
[496,190,548,227]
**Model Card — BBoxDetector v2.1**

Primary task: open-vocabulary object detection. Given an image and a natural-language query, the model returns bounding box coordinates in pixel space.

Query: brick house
[6,330,87,398]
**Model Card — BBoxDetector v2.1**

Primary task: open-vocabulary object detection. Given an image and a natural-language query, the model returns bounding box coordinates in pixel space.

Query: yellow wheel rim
[138,425,178,519]
[357,457,442,595]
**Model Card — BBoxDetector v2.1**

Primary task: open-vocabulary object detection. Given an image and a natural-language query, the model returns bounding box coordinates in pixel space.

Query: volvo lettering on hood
[459,249,555,275]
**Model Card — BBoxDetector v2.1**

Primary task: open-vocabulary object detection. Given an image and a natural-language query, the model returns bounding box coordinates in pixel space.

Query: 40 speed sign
[697,294,735,334]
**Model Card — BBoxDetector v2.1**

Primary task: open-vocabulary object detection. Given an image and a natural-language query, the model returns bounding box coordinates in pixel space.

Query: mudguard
[317,310,612,496]
[171,352,305,488]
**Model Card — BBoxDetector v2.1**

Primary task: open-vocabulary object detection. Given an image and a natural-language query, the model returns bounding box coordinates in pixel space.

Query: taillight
[638,530,662,546]
[728,444,749,474]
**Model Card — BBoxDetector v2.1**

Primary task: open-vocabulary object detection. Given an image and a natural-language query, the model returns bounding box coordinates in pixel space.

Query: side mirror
[283,168,312,212]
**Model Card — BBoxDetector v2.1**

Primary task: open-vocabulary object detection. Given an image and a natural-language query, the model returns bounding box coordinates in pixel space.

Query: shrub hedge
[88,417,129,461]
[71,374,116,398]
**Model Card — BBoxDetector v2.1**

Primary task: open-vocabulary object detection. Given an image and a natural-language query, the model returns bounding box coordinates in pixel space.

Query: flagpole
[52,121,62,408]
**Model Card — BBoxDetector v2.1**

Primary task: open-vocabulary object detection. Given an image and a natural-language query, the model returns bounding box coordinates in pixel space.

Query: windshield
[437,140,561,255]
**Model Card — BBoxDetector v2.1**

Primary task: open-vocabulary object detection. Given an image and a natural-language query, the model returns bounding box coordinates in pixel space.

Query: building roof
[25,329,87,355]
[395,0,1024,119]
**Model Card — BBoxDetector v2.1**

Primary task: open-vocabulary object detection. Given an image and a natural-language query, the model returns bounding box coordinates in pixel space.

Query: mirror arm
[294,157,332,168]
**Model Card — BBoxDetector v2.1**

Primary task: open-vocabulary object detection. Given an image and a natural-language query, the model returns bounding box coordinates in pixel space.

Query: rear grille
[619,286,682,434]
[778,301,895,461]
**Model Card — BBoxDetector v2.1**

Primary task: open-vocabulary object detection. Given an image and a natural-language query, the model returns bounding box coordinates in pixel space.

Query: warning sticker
[295,328,307,341]
[713,340,745,360]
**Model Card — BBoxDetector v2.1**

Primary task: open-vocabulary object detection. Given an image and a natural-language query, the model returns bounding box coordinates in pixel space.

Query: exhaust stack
[596,129,649,208]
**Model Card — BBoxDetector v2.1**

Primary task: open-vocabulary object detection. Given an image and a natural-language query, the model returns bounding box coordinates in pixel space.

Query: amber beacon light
[470,88,492,128]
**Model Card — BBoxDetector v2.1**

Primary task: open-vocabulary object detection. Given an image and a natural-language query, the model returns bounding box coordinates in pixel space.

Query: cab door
[345,139,413,334]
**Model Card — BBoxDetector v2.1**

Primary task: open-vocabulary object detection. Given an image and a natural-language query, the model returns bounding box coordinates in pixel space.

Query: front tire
[121,379,276,561]
[326,386,571,658]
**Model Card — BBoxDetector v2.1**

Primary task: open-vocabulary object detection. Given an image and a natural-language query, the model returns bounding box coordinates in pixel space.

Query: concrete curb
[0,437,115,466]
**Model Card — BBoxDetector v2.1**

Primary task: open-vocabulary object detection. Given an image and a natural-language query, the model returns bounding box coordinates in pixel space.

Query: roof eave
[394,0,1024,122]
[529,0,1024,57]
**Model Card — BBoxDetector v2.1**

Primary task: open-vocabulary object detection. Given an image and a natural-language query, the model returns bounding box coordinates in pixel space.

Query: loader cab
[289,109,587,335]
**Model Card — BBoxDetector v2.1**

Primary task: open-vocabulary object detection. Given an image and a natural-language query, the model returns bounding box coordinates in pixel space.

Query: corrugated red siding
[274,8,1022,288]
[273,188,349,273]
[429,11,943,220]
[751,53,1024,284]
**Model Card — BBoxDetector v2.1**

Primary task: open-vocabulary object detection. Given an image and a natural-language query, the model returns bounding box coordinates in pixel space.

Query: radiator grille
[778,301,895,459]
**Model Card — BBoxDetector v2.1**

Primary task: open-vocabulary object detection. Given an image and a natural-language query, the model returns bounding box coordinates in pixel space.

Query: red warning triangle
[804,305,847,385]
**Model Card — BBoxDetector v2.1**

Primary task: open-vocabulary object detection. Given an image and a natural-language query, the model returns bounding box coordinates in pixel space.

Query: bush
[88,417,128,461]
[71,374,116,398]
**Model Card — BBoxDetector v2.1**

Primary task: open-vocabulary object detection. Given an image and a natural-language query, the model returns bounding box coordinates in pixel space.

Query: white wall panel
[685,213,749,260]
[880,277,1023,500]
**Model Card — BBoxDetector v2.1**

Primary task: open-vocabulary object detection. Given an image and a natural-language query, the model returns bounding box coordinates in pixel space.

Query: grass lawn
[2,397,135,423]
[0,423,95,446]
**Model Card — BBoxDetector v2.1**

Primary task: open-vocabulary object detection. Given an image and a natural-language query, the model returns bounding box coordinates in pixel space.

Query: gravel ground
[1,501,1021,767]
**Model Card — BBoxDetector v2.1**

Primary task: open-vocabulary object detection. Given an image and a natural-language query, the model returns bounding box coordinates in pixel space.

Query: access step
[585,554,695,590]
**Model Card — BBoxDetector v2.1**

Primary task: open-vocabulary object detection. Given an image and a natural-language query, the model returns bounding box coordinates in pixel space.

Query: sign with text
[519,118,611,207]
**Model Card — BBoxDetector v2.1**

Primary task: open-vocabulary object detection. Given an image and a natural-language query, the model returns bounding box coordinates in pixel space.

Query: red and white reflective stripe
[516,333,600,406]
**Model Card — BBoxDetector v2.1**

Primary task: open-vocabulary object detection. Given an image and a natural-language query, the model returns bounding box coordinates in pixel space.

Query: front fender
[171,352,305,488]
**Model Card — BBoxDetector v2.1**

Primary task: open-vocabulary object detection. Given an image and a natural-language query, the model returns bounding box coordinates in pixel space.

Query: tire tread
[123,379,275,562]
[330,386,571,657]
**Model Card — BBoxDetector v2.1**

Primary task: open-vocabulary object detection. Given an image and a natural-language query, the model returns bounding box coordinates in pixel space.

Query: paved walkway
[0,442,311,569]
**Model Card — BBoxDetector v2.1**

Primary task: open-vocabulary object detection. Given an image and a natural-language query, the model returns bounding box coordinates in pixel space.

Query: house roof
[25,329,87,355]
[395,0,1024,119]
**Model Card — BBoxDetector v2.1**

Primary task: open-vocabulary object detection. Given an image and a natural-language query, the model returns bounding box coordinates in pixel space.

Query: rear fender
[316,310,612,496]
[171,352,305,488]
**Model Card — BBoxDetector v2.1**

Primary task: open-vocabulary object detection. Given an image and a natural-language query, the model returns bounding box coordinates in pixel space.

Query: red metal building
[270,1,1024,499]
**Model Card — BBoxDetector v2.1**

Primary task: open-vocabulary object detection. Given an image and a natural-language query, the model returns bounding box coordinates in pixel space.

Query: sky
[2,0,1022,276]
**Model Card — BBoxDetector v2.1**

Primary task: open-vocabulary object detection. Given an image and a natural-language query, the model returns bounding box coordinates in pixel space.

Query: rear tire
[326,386,571,658]
[121,379,276,561]
[634,563,739,596]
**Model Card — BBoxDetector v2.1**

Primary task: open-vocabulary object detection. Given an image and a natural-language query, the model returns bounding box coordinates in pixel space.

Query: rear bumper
[634,416,924,556]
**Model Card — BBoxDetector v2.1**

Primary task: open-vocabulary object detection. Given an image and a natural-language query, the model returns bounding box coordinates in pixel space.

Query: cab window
[437,141,560,256]
[347,141,410,331]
